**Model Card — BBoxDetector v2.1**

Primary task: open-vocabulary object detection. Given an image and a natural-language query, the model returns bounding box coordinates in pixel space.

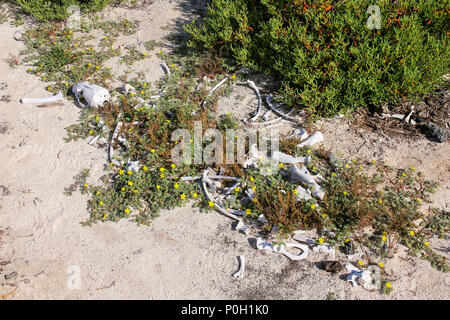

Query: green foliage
[185,0,450,117]
[3,0,123,21]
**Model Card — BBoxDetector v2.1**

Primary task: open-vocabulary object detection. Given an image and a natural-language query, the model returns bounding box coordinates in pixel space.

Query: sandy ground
[0,0,449,300]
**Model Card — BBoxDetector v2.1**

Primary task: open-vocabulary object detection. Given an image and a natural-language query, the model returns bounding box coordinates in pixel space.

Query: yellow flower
[250,177,254,182]
[251,186,256,191]
[385,282,391,288]
[417,198,421,203]
[174,183,179,189]
[84,184,88,188]
[424,241,429,246]
[160,174,165,178]
[121,187,125,191]
[343,191,347,195]
[312,166,317,171]
[382,235,387,242]
[193,193,198,198]
[306,150,311,154]
[96,66,100,70]
[345,164,350,168]
[279,163,284,168]
[98,201,103,205]
[96,190,100,195]
[143,166,148,171]
[180,193,186,200]
[378,262,384,268]
[156,185,161,189]
[321,214,327,219]
[171,164,176,169]
[151,149,156,153]
[160,168,165,172]
[141,91,144,94]
[378,199,383,204]
[127,181,133,186]
[410,167,416,171]
[331,173,337,177]
[409,231,415,236]
[125,208,130,214]
[344,238,350,243]
[208,201,214,207]
[127,170,132,175]
[133,190,138,193]
[245,209,251,215]
[235,187,240,192]
[357,260,363,266]
[311,204,316,210]
[232,74,236,79]
[119,170,124,175]
[318,238,324,244]
[402,172,407,177]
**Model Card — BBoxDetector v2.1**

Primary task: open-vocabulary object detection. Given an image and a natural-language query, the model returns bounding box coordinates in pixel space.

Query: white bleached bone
[72,82,110,108]
[294,185,312,201]
[233,256,245,279]
[201,168,241,221]
[88,135,100,145]
[288,128,309,141]
[247,80,262,122]
[161,63,171,77]
[21,92,64,104]
[126,160,140,172]
[345,264,377,290]
[266,94,297,122]
[256,238,309,260]
[272,151,310,164]
[109,114,123,165]
[289,166,324,200]
[258,214,268,224]
[243,144,267,169]
[236,221,250,235]
[201,77,228,108]
[297,131,324,148]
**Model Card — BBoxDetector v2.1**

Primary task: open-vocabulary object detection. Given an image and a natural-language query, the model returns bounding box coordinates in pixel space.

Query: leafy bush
[3,0,120,21]
[185,0,449,117]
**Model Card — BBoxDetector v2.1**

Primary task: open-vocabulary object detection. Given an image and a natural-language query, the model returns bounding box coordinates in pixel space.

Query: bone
[297,131,324,147]
[311,244,336,260]
[266,94,298,122]
[294,185,312,201]
[236,220,250,235]
[88,135,100,145]
[289,165,324,200]
[161,63,171,77]
[201,168,241,221]
[345,264,377,290]
[256,238,309,260]
[247,80,262,122]
[72,82,110,108]
[272,151,310,164]
[21,92,64,104]
[109,114,123,165]
[258,214,268,223]
[232,256,245,279]
[288,128,309,141]
[201,77,228,108]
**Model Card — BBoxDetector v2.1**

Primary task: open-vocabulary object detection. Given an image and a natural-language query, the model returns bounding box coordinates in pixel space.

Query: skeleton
[72,82,110,108]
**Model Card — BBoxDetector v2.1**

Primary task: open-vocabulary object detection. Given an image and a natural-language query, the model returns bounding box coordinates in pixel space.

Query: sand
[0,0,449,300]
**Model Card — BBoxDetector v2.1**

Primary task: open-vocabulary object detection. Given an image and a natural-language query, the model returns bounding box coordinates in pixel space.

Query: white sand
[0,0,449,300]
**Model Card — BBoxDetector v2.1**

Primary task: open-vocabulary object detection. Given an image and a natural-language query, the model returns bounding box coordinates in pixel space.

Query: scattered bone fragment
[21,92,64,104]
[247,80,262,122]
[88,135,100,145]
[294,185,312,201]
[288,128,309,141]
[232,256,245,279]
[201,76,228,108]
[297,131,324,148]
[289,165,324,200]
[236,220,250,235]
[271,151,310,164]
[256,237,309,260]
[265,94,298,122]
[109,113,123,165]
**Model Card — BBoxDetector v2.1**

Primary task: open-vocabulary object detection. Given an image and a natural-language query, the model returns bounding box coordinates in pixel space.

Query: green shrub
[185,0,449,117]
[4,0,119,21]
